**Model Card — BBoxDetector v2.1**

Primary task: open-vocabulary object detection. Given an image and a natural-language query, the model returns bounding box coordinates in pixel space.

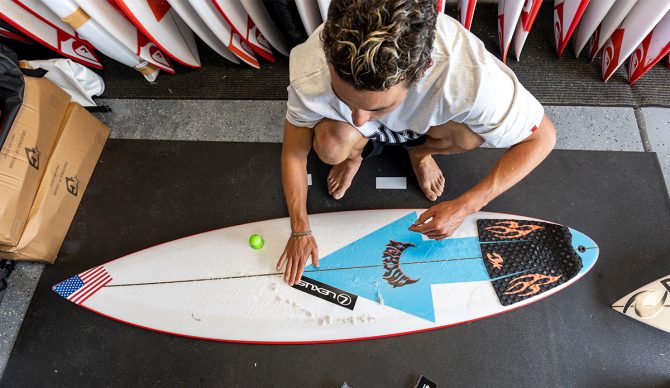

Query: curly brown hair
[321,0,438,91]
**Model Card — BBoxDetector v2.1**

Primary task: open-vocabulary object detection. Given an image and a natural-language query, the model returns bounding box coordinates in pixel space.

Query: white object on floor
[20,59,104,106]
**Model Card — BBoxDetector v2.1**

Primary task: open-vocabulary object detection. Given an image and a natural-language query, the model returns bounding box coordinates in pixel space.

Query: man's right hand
[277,235,319,286]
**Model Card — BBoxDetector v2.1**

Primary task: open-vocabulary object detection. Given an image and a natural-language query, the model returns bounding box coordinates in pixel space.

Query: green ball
[249,234,264,249]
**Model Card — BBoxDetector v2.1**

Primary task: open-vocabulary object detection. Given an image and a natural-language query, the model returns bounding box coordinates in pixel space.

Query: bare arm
[410,114,557,238]
[277,119,319,285]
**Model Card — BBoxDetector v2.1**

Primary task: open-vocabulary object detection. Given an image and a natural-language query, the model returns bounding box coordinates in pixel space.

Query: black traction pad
[477,219,583,306]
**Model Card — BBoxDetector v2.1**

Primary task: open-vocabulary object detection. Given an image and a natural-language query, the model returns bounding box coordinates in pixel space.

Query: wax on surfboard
[457,0,477,30]
[114,0,201,68]
[239,0,289,56]
[53,210,598,344]
[498,0,524,63]
[211,0,275,62]
[612,275,670,334]
[572,0,615,58]
[627,11,670,84]
[0,0,101,68]
[41,0,161,82]
[73,0,174,73]
[166,0,240,64]
[512,0,542,61]
[296,0,323,36]
[586,0,638,61]
[601,1,670,82]
[554,0,590,57]
[186,0,260,68]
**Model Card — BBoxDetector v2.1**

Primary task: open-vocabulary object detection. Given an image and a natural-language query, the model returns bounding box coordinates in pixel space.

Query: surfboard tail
[627,12,670,85]
[512,0,542,61]
[554,0,589,58]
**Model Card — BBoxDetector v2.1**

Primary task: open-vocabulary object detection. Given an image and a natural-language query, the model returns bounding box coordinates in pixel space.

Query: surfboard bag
[477,219,583,306]
[0,44,24,150]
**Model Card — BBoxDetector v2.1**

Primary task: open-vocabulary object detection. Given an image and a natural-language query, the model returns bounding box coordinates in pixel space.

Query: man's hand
[277,236,319,286]
[409,196,479,240]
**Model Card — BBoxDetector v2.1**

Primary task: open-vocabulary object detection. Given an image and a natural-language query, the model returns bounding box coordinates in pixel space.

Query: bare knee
[313,119,361,165]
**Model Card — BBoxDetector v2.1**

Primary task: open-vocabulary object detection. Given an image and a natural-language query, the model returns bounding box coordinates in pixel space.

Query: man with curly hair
[277,0,557,285]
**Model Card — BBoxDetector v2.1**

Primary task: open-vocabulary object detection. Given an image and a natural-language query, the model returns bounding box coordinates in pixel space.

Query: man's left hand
[408,197,480,240]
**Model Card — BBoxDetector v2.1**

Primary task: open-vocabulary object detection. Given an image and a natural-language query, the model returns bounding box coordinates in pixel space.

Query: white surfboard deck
[498,0,524,63]
[457,0,477,30]
[187,0,260,68]
[239,0,289,56]
[587,0,638,61]
[612,275,670,333]
[166,0,239,64]
[0,0,101,68]
[73,0,174,73]
[628,11,670,84]
[512,0,541,61]
[572,0,615,58]
[115,0,201,68]
[296,0,322,36]
[211,0,275,62]
[554,0,589,57]
[601,1,670,82]
[41,0,160,82]
[317,0,330,21]
[53,210,598,344]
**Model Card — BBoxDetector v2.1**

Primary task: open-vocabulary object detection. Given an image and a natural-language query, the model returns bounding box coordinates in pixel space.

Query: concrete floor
[0,102,668,377]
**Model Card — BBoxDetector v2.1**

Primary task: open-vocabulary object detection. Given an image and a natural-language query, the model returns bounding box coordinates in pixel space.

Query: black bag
[0,44,24,150]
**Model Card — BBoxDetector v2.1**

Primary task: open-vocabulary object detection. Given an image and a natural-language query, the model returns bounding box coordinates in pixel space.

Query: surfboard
[628,12,670,84]
[166,0,239,64]
[587,0,637,61]
[0,19,32,44]
[114,0,201,68]
[457,0,477,30]
[73,0,174,73]
[211,0,275,62]
[41,0,161,82]
[601,1,670,82]
[263,0,309,50]
[0,0,101,68]
[296,0,323,36]
[52,210,598,344]
[572,0,615,58]
[612,275,670,333]
[317,0,330,21]
[498,0,524,64]
[239,0,289,56]
[512,0,542,61]
[554,0,589,57]
[186,0,259,68]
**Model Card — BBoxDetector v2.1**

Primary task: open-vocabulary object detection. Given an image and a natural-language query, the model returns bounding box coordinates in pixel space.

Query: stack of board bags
[0,0,667,84]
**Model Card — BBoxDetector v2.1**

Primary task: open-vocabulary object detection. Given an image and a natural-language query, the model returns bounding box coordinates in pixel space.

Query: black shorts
[361,135,427,158]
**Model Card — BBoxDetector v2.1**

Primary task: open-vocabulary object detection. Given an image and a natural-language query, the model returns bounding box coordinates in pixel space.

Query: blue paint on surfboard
[306,212,598,323]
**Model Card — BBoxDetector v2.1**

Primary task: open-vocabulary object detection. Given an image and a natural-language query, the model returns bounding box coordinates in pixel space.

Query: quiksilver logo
[25,146,40,169]
[293,276,357,310]
[65,175,80,196]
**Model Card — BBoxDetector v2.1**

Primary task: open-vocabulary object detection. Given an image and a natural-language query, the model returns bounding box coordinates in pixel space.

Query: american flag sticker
[53,266,112,305]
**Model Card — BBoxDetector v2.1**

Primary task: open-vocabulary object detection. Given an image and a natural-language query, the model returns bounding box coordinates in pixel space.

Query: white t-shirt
[286,14,544,148]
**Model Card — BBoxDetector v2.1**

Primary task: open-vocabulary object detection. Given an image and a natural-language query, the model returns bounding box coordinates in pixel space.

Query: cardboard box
[0,76,70,246]
[0,103,109,263]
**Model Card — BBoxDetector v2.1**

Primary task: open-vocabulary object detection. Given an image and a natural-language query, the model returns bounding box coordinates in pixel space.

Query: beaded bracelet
[290,230,312,238]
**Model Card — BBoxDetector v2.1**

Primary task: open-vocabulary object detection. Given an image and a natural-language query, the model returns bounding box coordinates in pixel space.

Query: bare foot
[327,156,363,200]
[409,149,445,201]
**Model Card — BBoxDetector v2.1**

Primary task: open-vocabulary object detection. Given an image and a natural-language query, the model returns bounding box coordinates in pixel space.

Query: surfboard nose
[569,228,599,271]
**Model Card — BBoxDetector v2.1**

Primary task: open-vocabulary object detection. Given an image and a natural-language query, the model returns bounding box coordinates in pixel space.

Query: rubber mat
[2,141,669,386]
[1,4,667,106]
